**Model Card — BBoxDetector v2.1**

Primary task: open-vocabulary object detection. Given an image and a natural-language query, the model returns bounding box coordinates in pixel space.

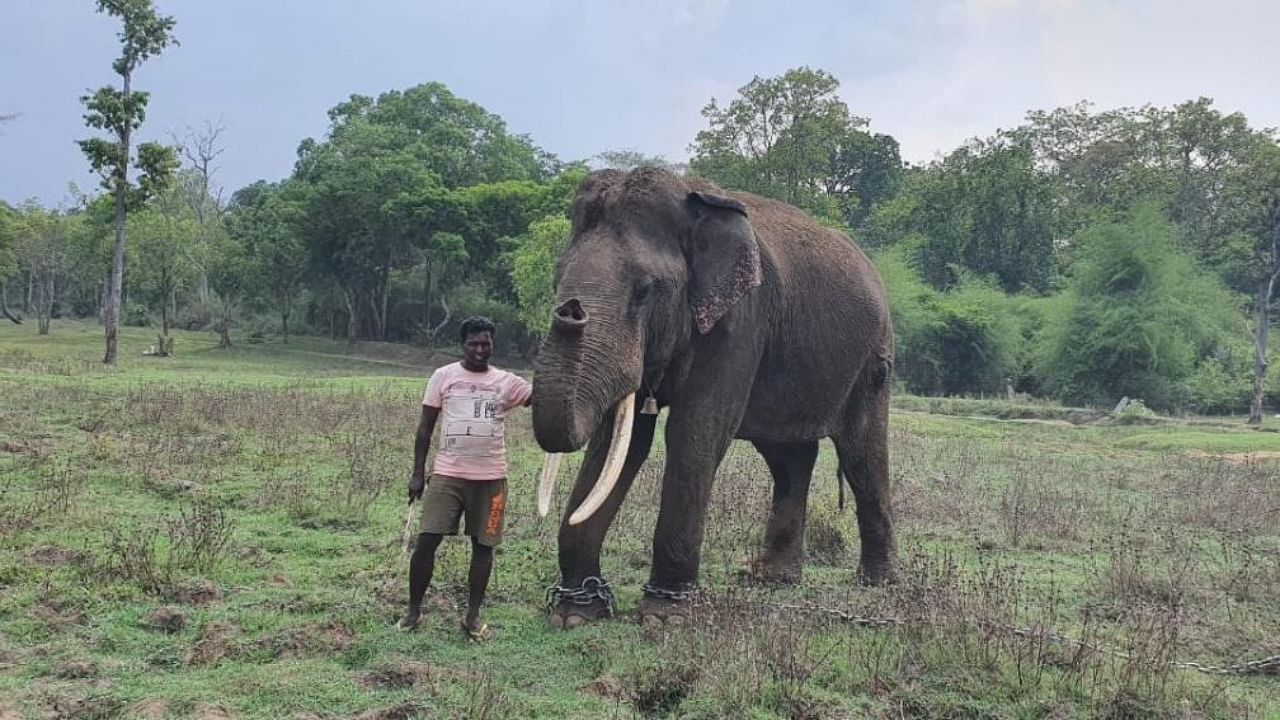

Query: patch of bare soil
[53,660,97,679]
[193,702,237,720]
[141,607,187,634]
[580,674,628,702]
[0,438,45,457]
[260,620,355,659]
[187,621,241,667]
[33,601,86,629]
[359,661,435,692]
[1186,449,1280,464]
[352,703,425,720]
[0,707,20,720]
[46,695,124,720]
[26,546,81,567]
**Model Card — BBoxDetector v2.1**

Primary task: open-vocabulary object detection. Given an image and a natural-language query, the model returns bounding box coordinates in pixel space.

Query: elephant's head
[532,168,762,521]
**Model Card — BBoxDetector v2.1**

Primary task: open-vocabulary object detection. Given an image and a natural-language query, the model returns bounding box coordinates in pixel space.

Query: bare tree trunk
[1249,275,1277,425]
[0,282,21,324]
[280,294,291,344]
[103,71,133,366]
[218,293,233,348]
[429,294,451,342]
[36,273,52,335]
[24,270,33,314]
[343,290,358,346]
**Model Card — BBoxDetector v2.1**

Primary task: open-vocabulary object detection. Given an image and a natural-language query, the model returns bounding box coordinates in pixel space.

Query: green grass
[3,319,1280,718]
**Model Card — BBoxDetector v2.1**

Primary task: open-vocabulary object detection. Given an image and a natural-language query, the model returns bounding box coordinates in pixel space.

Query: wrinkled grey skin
[533,168,894,625]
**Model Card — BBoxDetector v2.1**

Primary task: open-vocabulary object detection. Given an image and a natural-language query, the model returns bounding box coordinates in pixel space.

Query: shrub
[1037,205,1243,411]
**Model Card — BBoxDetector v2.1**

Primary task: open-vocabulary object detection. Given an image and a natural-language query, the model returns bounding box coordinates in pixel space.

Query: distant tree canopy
[20,67,1280,416]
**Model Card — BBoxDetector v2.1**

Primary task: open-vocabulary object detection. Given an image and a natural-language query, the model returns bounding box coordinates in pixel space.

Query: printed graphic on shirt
[441,382,506,458]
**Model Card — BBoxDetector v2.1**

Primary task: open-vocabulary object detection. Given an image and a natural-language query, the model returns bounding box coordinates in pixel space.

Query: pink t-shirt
[423,362,532,481]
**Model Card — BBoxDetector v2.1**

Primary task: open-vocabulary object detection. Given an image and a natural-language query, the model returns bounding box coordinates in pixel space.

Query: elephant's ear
[685,191,763,335]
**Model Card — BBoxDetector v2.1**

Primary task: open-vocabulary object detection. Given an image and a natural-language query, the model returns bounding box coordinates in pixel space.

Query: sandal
[461,620,492,643]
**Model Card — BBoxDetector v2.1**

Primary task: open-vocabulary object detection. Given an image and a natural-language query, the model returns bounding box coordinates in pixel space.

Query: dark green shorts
[419,475,507,546]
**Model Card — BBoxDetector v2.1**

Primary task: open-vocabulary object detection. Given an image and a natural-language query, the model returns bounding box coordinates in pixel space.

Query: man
[398,316,532,640]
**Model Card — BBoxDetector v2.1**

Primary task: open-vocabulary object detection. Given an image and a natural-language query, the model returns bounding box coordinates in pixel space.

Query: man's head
[459,316,496,371]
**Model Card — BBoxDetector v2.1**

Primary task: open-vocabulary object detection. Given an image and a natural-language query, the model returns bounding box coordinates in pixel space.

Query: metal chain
[546,576,614,614]
[643,582,698,603]
[764,600,1280,677]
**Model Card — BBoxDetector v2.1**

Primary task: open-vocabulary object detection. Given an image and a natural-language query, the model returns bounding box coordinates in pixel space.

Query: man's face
[461,331,493,368]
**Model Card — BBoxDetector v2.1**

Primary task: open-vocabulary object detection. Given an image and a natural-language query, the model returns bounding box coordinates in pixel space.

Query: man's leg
[464,537,494,632]
[399,532,444,630]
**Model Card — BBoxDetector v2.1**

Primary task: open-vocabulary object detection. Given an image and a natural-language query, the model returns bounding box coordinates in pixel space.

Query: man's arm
[409,405,441,501]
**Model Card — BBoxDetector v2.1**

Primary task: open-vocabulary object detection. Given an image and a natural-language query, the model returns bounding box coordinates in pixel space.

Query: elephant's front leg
[551,409,656,628]
[641,379,755,622]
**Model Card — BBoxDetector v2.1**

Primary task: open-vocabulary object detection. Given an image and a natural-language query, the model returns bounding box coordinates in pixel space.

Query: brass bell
[640,396,659,415]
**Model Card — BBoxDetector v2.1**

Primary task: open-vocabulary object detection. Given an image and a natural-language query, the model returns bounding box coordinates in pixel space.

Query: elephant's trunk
[532,294,643,522]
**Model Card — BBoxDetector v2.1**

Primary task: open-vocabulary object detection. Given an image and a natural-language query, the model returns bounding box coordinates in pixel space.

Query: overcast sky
[3,0,1279,207]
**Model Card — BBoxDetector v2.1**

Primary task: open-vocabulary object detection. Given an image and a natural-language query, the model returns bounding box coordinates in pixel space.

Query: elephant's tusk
[568,393,635,526]
[536,452,563,518]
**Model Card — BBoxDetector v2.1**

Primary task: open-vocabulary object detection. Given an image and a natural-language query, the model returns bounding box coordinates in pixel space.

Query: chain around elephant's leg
[547,576,615,628]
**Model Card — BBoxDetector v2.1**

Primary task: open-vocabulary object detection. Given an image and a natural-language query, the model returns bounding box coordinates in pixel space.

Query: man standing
[399,316,532,640]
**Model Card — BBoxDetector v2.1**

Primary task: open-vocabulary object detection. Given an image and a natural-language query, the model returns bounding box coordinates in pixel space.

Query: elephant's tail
[837,463,849,512]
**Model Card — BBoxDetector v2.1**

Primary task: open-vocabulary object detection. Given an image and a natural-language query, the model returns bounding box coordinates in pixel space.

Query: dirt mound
[194,703,237,719]
[26,546,81,567]
[260,620,355,659]
[141,606,187,634]
[33,601,86,629]
[53,660,97,679]
[359,661,435,691]
[175,579,222,606]
[187,621,240,667]
[580,674,628,702]
[128,699,170,719]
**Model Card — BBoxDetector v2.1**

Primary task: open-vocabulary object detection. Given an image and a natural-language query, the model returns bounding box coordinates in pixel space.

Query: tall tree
[9,202,76,335]
[78,0,179,364]
[226,180,307,342]
[130,188,196,353]
[689,67,901,228]
[174,120,226,308]
[0,202,20,323]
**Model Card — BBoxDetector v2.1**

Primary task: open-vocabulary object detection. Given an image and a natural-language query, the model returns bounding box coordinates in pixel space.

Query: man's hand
[408,471,426,503]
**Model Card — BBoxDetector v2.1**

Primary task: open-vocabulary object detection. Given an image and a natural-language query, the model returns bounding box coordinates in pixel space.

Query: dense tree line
[4,58,1280,416]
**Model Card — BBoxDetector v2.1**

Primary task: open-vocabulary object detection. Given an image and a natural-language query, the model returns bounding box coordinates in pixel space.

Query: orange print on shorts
[486,491,505,537]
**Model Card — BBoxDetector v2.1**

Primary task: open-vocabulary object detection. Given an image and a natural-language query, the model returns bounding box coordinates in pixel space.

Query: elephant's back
[733,192,892,442]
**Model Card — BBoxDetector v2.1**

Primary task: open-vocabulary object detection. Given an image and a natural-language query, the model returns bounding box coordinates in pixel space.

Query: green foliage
[689,66,902,228]
[877,248,1028,396]
[508,215,571,340]
[888,138,1061,293]
[77,0,178,204]
[1038,205,1243,410]
[128,191,197,320]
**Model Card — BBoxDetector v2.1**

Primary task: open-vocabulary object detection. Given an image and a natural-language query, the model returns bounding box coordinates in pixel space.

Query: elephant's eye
[634,280,656,305]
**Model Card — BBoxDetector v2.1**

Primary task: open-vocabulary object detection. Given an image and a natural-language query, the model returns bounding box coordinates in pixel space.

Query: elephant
[533,167,895,626]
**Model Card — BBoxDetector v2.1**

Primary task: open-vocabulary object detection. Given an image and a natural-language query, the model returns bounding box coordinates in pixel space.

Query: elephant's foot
[638,583,698,625]
[547,576,614,630]
[744,553,803,585]
[856,557,898,586]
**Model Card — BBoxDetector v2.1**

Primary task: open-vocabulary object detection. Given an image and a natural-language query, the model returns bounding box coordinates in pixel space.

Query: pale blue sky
[4,0,1279,206]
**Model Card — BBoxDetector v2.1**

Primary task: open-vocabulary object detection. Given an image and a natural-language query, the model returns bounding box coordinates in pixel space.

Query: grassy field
[2,320,1279,719]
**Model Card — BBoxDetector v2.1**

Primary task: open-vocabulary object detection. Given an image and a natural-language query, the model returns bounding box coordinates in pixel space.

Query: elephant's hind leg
[748,439,819,584]
[832,372,897,585]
